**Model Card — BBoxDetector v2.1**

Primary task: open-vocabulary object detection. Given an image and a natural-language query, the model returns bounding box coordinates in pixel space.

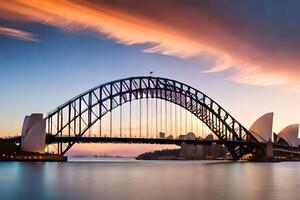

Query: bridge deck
[47,137,262,147]
[2,136,300,157]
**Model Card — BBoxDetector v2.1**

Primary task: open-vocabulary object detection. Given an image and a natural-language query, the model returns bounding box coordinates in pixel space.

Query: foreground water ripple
[0,158,299,200]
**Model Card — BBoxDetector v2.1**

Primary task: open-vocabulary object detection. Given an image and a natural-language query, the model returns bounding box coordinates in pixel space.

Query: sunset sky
[0,0,300,156]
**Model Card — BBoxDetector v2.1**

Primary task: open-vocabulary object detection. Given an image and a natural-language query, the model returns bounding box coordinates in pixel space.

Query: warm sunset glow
[0,0,299,156]
[0,0,299,86]
[1,2,300,199]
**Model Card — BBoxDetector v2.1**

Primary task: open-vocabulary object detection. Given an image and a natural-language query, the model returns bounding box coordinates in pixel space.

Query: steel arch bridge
[45,76,264,159]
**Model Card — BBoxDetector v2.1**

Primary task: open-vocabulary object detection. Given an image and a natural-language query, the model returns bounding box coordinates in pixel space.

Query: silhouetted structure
[2,76,300,161]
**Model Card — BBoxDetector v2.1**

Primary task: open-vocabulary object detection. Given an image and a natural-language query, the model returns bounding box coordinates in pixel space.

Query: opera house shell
[21,113,46,153]
[249,112,299,147]
[249,112,274,142]
[277,124,299,147]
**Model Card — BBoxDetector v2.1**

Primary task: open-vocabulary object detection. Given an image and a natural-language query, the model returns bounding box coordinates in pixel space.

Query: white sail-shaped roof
[21,116,30,138]
[277,124,299,147]
[21,113,46,153]
[249,112,273,142]
[22,119,46,153]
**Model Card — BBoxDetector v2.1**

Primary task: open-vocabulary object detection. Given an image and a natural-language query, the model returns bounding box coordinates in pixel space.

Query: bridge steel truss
[45,76,261,159]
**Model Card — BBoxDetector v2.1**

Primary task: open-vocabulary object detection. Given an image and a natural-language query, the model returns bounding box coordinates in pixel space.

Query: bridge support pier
[265,142,274,159]
[251,142,274,161]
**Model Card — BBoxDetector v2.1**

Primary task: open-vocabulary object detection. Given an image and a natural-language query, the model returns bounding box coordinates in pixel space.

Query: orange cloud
[0,0,299,86]
[0,25,38,42]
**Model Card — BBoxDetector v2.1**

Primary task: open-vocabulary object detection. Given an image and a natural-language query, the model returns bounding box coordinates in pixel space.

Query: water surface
[0,158,299,200]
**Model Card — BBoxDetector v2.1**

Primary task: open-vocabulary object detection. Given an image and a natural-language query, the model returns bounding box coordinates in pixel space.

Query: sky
[0,0,300,156]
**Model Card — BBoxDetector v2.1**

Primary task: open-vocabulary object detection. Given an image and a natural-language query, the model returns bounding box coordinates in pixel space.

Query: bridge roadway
[46,137,300,156]
[46,136,263,147]
[0,135,269,148]
[2,136,300,156]
[0,135,263,147]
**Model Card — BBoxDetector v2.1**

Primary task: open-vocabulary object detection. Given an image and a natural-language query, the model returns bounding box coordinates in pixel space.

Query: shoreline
[0,154,67,162]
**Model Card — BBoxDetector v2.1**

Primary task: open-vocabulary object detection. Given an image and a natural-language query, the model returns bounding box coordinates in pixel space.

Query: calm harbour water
[0,158,300,200]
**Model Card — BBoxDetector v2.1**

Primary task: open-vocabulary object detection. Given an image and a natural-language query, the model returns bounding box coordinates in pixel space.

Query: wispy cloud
[0,0,299,86]
[0,25,39,42]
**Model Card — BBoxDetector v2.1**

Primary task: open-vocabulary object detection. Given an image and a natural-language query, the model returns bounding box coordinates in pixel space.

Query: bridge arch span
[45,76,258,158]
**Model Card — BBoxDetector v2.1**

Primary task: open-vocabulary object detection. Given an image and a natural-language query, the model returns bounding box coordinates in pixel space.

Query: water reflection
[0,160,300,200]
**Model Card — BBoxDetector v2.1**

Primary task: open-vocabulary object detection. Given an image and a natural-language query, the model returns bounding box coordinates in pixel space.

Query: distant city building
[178,135,187,140]
[166,135,173,140]
[186,132,196,140]
[159,132,166,139]
[179,132,227,159]
[205,134,214,141]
